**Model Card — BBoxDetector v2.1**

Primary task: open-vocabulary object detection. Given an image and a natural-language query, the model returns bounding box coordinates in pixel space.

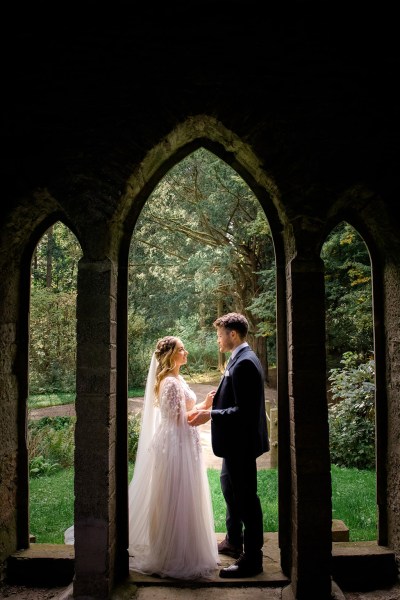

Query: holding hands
[187,389,216,427]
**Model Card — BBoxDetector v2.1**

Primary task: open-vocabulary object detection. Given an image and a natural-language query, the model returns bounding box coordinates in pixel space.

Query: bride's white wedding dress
[128,360,219,580]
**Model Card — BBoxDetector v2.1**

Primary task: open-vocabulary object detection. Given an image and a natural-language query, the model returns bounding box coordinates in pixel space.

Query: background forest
[29,148,375,469]
[30,148,373,390]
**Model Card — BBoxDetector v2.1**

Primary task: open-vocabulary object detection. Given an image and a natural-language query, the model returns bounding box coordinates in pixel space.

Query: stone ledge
[332,519,349,542]
[7,544,74,586]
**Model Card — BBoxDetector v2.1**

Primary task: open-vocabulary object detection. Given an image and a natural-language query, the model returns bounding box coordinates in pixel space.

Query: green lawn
[28,389,145,411]
[28,393,76,410]
[29,465,377,544]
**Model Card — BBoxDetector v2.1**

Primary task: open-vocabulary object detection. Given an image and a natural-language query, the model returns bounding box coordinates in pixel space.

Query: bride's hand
[187,408,199,425]
[204,390,216,409]
[188,409,211,427]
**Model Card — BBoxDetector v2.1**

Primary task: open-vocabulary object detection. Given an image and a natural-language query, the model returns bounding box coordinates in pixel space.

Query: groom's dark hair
[213,312,249,338]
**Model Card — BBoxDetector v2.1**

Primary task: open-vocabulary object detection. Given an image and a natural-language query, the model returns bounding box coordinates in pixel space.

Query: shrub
[29,455,60,478]
[28,416,75,472]
[328,351,375,470]
[128,413,141,463]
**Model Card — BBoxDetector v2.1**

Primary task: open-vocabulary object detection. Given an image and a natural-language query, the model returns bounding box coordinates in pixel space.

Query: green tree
[29,288,77,393]
[128,148,276,383]
[30,222,82,392]
[321,222,373,369]
[32,222,81,292]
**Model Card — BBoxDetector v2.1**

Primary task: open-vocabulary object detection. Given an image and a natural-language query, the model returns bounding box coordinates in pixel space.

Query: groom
[189,312,269,578]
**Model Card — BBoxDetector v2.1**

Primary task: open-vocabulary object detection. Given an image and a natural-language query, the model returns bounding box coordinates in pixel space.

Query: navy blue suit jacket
[210,346,270,458]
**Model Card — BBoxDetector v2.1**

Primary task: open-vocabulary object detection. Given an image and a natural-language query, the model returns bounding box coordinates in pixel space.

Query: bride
[128,335,219,580]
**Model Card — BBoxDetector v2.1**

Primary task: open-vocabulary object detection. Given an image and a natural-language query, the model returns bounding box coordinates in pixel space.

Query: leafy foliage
[321,222,373,369]
[328,352,375,470]
[128,148,276,384]
[29,288,77,393]
[29,455,60,478]
[30,222,81,393]
[28,169,375,399]
[128,413,141,463]
[28,416,75,472]
[31,223,81,293]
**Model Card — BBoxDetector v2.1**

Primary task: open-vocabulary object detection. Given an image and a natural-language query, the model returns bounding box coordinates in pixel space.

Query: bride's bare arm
[195,390,216,410]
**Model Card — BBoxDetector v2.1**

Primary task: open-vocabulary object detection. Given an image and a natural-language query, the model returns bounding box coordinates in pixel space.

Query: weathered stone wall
[385,261,400,555]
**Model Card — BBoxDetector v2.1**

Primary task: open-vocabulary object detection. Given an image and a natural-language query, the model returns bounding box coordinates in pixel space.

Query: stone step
[6,538,398,592]
[7,543,74,586]
[331,519,349,542]
[332,541,398,590]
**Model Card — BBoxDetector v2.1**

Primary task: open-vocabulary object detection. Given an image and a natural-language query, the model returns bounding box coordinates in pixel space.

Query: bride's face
[174,339,188,367]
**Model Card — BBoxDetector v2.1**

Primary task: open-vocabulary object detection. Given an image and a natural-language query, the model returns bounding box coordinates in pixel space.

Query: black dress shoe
[219,553,263,578]
[217,537,243,559]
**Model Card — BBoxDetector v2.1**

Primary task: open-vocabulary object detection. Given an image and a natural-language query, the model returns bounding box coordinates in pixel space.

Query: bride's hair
[154,336,179,398]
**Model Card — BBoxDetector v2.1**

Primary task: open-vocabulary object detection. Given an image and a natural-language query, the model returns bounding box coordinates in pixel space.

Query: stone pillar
[284,255,332,599]
[276,259,292,576]
[0,266,30,568]
[269,407,278,469]
[382,260,400,551]
[73,258,117,599]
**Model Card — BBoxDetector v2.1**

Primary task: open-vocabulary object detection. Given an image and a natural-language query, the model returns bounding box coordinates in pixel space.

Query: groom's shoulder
[242,348,263,368]
[238,347,258,364]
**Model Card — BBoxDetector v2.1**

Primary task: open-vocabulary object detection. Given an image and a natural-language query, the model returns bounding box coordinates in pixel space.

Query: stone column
[73,258,117,599]
[283,254,332,599]
[0,266,30,561]
[383,260,400,552]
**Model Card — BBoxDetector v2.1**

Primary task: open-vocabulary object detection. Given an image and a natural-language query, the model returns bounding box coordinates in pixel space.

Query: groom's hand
[187,409,211,426]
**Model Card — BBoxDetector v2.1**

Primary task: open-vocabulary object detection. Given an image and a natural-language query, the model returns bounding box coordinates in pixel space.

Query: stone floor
[128,532,287,587]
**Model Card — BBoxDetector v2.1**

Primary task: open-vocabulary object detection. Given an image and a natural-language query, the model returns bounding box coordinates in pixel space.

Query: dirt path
[29,383,276,470]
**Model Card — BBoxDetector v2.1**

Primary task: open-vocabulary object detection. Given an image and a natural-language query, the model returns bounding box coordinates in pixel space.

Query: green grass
[28,389,145,411]
[128,387,145,398]
[207,468,279,533]
[28,392,75,410]
[331,464,377,541]
[30,468,74,543]
[30,465,376,544]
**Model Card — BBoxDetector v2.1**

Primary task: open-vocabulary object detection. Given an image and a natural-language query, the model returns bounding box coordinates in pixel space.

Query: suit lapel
[214,346,249,396]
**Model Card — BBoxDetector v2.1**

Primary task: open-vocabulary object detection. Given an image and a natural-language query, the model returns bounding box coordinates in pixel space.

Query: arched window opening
[28,221,82,544]
[127,147,278,552]
[321,221,375,542]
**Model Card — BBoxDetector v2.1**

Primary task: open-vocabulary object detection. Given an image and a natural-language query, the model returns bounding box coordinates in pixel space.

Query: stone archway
[111,119,291,589]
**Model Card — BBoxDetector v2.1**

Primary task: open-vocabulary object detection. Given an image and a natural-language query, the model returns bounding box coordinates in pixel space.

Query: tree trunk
[46,226,53,288]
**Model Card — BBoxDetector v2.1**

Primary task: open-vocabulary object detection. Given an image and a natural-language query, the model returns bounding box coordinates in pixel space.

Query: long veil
[128,352,160,552]
[64,354,160,547]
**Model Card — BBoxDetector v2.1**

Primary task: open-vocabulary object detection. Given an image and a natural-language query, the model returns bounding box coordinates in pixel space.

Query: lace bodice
[159,375,196,417]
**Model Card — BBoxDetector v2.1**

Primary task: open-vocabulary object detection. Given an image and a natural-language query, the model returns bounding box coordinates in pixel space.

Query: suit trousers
[220,455,264,558]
